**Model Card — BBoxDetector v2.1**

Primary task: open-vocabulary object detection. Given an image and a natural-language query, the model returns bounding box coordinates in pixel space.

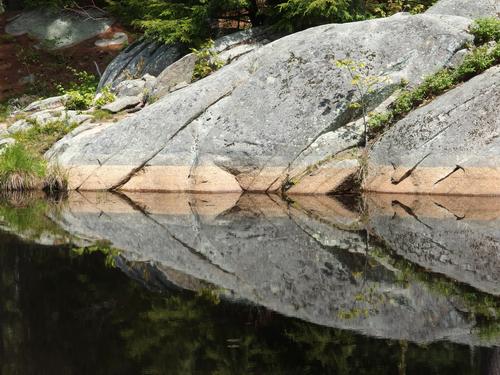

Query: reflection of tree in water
[0,230,498,374]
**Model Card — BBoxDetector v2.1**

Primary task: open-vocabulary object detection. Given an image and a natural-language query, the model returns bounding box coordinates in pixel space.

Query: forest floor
[0,11,130,102]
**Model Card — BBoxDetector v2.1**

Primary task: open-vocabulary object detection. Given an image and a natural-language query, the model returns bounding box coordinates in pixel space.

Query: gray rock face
[427,0,499,18]
[44,191,500,347]
[365,66,500,196]
[150,53,197,99]
[97,40,182,90]
[5,8,113,49]
[50,13,474,193]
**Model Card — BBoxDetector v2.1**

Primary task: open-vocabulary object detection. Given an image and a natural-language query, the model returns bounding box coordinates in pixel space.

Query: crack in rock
[391,153,431,185]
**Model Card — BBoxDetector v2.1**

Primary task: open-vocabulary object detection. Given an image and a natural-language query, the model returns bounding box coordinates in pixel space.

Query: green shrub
[454,44,497,80]
[59,68,99,110]
[64,91,95,110]
[470,17,500,45]
[191,40,225,80]
[368,111,392,134]
[94,86,116,108]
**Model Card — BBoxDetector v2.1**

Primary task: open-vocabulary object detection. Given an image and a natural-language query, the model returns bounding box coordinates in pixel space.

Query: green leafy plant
[470,17,500,45]
[94,86,116,108]
[191,40,225,80]
[58,68,99,110]
[335,59,390,146]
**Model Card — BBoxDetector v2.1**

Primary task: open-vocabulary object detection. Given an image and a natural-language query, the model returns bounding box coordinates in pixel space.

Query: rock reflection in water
[36,191,500,348]
[0,231,497,374]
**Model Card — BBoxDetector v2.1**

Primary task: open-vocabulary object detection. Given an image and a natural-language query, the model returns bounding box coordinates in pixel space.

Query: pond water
[0,192,499,374]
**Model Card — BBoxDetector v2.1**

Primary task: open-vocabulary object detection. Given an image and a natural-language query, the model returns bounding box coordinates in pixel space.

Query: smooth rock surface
[5,8,113,49]
[427,0,499,18]
[365,66,500,196]
[49,14,475,193]
[149,30,272,100]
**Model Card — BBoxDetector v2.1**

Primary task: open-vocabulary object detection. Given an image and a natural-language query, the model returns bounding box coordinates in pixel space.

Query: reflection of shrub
[0,194,69,240]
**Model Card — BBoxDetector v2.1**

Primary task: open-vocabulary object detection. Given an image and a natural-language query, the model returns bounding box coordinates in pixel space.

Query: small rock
[24,95,68,112]
[170,82,189,92]
[101,95,143,113]
[0,138,16,153]
[445,49,468,69]
[63,111,93,125]
[142,74,156,94]
[7,119,32,134]
[95,32,128,48]
[151,53,197,99]
[5,8,113,50]
[114,79,146,98]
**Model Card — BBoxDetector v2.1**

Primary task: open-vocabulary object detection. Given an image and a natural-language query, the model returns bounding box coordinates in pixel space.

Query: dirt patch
[0,11,133,102]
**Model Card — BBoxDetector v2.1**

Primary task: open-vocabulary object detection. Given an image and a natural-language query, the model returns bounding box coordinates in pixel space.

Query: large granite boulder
[5,8,113,49]
[426,0,499,18]
[365,66,499,196]
[49,13,474,193]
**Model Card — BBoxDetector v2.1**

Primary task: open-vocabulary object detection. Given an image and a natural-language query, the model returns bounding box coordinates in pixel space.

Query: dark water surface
[0,192,499,374]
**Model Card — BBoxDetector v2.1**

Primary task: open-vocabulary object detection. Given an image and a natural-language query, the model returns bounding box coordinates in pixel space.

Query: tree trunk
[248,0,263,26]
[0,0,5,14]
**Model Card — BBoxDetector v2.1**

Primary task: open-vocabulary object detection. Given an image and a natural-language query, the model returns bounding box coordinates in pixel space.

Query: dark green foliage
[21,0,75,8]
[470,17,500,45]
[105,0,255,46]
[18,0,439,46]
